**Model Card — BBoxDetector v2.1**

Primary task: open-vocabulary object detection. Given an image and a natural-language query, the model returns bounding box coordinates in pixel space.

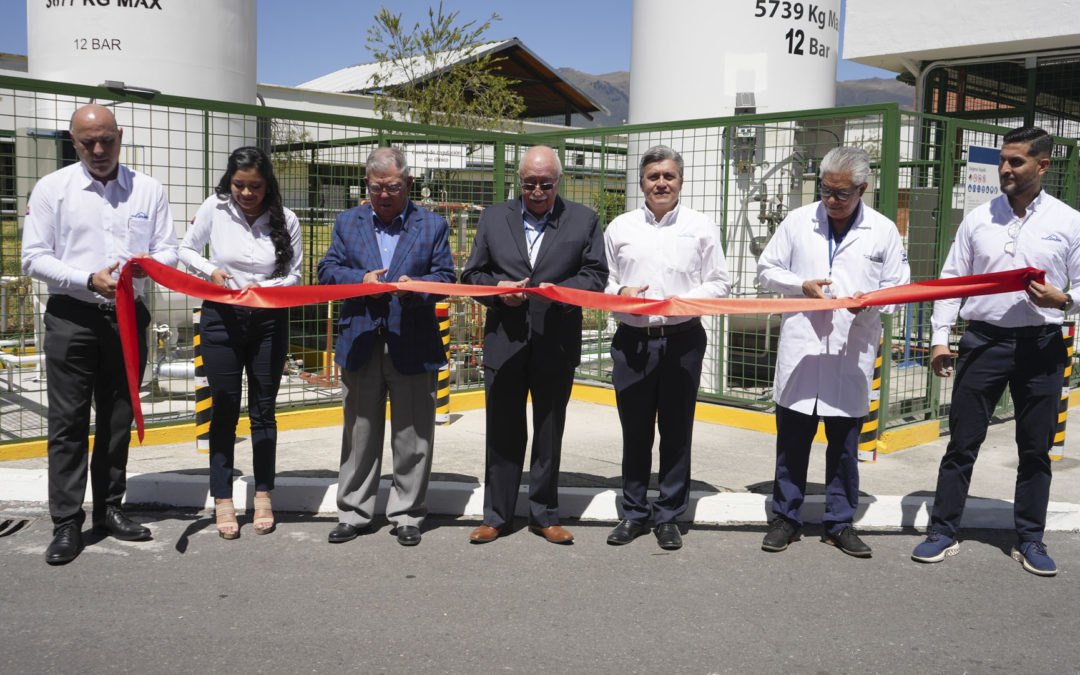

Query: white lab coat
[757,202,910,417]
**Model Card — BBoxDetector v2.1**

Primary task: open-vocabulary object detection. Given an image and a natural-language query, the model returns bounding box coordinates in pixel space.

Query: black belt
[968,320,1060,339]
[50,294,120,313]
[623,318,701,338]
[205,300,284,316]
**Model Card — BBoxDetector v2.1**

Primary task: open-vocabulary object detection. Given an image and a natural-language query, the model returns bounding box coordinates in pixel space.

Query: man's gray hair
[639,145,684,178]
[517,146,563,179]
[819,146,870,186]
[366,146,410,179]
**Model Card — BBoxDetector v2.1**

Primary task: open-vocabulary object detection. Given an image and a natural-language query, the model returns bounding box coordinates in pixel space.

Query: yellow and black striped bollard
[435,302,451,425]
[857,337,884,463]
[1051,321,1074,461]
[193,308,211,453]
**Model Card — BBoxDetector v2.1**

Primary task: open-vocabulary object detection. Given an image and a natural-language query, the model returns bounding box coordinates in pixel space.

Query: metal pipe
[0,353,43,366]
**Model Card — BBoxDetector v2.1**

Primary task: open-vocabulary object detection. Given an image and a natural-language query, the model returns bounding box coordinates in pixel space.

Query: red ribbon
[117,258,1044,441]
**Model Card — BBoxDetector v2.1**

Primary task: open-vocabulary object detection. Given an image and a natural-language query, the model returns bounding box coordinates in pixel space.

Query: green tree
[366,3,526,132]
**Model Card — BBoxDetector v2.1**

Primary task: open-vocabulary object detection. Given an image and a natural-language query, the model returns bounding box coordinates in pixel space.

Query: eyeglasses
[1005,219,1022,255]
[521,182,555,192]
[367,181,405,195]
[820,186,860,202]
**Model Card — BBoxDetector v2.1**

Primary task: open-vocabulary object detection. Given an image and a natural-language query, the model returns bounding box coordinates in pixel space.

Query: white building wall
[845,0,1080,72]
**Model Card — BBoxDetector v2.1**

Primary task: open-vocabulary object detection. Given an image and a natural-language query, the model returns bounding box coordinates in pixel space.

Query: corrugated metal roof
[296,38,607,121]
[299,40,510,93]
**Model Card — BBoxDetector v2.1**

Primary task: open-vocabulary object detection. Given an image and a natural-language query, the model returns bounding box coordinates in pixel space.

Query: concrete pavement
[1,511,1078,673]
[3,394,1080,531]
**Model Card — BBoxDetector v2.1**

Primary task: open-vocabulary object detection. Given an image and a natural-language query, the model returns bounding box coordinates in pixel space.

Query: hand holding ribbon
[116,258,1044,441]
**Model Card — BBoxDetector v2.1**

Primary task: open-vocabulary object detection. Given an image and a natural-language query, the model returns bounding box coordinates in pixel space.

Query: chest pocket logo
[127,211,153,255]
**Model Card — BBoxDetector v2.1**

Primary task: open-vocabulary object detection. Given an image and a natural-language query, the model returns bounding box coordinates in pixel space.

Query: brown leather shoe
[469,524,502,543]
[528,524,574,544]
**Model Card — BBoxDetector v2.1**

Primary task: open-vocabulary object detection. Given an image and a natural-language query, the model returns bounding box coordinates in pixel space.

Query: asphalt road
[1,504,1077,674]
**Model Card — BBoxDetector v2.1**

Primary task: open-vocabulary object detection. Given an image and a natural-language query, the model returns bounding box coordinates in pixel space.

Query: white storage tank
[27,0,257,104]
[629,0,839,123]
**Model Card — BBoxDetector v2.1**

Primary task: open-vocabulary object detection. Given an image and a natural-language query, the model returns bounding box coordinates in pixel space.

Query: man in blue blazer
[461,145,608,544]
[317,147,456,547]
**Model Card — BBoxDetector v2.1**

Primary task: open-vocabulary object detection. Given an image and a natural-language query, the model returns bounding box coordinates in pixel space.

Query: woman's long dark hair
[215,146,292,278]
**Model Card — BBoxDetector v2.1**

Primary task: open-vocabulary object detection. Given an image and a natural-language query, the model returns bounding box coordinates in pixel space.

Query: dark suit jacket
[317,202,456,375]
[461,196,608,371]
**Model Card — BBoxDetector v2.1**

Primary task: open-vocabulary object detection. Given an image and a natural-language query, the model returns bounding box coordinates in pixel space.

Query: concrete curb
[4,468,1079,531]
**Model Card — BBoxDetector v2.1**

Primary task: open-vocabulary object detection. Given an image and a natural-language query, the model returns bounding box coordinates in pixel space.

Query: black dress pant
[199,301,289,499]
[930,322,1064,542]
[771,404,862,531]
[482,343,575,530]
[610,321,706,525]
[44,295,149,530]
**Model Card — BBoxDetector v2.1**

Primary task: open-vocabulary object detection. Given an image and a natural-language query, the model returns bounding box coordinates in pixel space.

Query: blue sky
[1,0,894,85]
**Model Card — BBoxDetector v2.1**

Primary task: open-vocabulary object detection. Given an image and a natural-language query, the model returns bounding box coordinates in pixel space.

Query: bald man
[22,104,178,565]
[461,146,608,544]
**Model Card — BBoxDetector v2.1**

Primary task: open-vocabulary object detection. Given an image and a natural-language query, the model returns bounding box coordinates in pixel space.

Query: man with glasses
[912,127,1080,576]
[604,145,730,550]
[318,146,456,547]
[757,146,910,557]
[461,145,607,544]
[22,104,178,565]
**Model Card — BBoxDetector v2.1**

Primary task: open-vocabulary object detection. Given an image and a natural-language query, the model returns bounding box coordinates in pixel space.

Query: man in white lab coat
[757,146,910,557]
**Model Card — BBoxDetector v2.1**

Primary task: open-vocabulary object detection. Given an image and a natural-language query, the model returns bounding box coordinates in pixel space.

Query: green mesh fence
[1,74,1077,442]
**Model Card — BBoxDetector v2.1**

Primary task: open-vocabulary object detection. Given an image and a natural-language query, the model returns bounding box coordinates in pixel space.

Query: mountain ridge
[552,69,915,127]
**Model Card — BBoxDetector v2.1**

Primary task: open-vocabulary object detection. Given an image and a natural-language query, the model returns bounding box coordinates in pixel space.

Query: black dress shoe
[45,523,83,565]
[655,522,683,550]
[822,526,872,558]
[396,525,421,547]
[607,519,648,545]
[93,507,151,541]
[328,522,365,543]
[762,518,801,552]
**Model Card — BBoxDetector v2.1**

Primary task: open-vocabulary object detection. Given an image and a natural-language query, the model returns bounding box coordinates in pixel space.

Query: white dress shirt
[758,201,911,417]
[931,190,1080,345]
[604,202,731,327]
[21,161,178,302]
[179,194,302,289]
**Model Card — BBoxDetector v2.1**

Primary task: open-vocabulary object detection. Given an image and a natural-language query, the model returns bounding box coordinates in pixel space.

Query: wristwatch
[1061,295,1074,313]
[86,273,95,293]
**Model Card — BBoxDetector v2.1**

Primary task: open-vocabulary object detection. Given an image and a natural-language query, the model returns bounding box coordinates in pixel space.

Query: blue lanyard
[828,227,845,270]
[827,215,856,272]
[525,221,545,256]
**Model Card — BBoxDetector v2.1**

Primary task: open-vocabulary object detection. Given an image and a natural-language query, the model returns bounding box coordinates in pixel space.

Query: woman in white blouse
[180,146,302,539]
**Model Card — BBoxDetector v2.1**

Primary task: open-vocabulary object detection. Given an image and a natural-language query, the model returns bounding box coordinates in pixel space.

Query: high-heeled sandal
[215,500,240,540]
[253,493,274,535]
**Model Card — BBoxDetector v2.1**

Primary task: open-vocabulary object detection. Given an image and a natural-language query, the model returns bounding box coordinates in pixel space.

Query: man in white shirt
[21,104,178,565]
[757,146,910,557]
[604,145,730,550]
[912,127,1080,576]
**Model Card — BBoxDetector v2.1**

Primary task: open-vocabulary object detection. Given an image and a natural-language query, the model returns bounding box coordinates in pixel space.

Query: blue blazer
[317,202,456,375]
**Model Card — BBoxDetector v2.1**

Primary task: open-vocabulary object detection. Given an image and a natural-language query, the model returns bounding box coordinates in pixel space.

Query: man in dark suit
[461,145,608,544]
[317,146,456,547]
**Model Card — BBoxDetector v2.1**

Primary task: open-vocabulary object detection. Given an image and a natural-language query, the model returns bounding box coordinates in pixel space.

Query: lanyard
[525,222,544,249]
[828,226,846,272]
[827,213,857,273]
